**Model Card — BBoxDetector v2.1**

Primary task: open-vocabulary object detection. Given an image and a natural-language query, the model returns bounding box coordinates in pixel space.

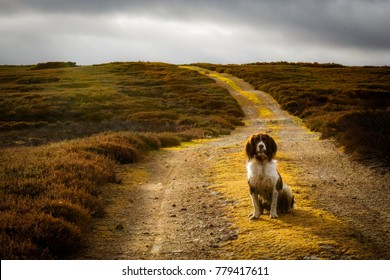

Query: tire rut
[74,67,390,259]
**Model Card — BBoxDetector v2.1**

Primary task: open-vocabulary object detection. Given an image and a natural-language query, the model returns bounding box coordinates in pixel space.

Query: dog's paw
[249,214,260,221]
[269,213,278,219]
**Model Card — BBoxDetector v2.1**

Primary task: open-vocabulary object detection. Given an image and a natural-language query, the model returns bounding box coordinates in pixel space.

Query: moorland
[196,62,390,165]
[1,61,389,259]
[0,62,243,259]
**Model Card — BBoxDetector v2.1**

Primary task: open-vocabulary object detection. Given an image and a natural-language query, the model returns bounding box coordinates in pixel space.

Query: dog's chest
[246,160,279,192]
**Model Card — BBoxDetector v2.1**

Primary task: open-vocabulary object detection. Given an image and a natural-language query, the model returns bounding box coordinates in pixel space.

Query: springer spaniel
[245,133,294,220]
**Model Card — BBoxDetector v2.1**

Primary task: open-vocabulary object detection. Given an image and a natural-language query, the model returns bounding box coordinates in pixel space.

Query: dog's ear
[265,134,277,159]
[245,135,256,158]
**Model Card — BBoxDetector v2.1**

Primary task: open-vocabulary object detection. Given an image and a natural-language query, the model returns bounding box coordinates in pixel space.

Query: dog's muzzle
[255,142,267,159]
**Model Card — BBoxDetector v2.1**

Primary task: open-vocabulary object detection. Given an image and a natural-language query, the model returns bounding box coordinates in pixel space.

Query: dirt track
[74,67,390,260]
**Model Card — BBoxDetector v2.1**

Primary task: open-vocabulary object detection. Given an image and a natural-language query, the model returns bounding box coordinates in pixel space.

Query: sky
[1,0,390,66]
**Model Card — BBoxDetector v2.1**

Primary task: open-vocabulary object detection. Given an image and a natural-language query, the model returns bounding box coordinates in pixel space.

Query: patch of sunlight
[208,144,375,260]
[116,163,150,188]
[163,138,218,151]
[266,123,282,135]
[182,66,273,119]
[184,65,374,258]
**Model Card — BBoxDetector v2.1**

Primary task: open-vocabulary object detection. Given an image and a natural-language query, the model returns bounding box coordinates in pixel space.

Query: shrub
[137,133,162,150]
[200,116,235,131]
[0,121,48,131]
[17,77,60,84]
[283,101,301,114]
[0,137,117,259]
[51,186,105,218]
[131,111,179,121]
[0,62,246,259]
[40,199,90,226]
[200,62,390,166]
[0,209,83,259]
[32,62,77,70]
[31,213,82,257]
[88,142,139,164]
[1,63,244,145]
[49,150,116,190]
[332,110,390,163]
[176,128,205,142]
[0,232,43,260]
[155,132,182,147]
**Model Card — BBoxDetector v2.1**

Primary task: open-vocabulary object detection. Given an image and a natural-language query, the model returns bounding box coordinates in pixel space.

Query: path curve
[74,67,390,260]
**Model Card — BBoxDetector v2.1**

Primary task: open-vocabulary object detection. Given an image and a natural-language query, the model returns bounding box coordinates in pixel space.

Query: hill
[195,62,390,166]
[0,62,244,259]
[0,62,243,146]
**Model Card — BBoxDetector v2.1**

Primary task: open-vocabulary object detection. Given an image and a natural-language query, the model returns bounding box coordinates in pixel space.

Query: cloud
[1,0,390,65]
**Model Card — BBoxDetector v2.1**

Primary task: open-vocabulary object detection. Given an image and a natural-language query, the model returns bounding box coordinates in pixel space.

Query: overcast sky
[1,0,390,66]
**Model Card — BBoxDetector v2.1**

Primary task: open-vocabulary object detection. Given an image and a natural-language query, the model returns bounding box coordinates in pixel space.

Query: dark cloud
[0,0,389,65]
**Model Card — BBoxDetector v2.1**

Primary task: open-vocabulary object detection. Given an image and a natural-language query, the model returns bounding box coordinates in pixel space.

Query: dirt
[73,67,390,260]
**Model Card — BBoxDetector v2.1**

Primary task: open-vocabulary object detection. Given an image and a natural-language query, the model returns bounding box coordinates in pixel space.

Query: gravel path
[74,67,390,260]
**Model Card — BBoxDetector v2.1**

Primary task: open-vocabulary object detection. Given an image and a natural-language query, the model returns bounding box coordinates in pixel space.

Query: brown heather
[0,130,206,259]
[197,62,390,165]
[0,62,244,259]
[0,62,244,146]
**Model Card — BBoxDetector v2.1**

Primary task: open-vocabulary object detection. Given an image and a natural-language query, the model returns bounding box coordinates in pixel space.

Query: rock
[221,233,238,242]
[115,224,124,231]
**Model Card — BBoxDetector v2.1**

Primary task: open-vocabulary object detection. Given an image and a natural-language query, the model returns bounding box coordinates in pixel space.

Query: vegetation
[32,61,77,70]
[0,131,189,259]
[0,62,244,259]
[196,62,390,165]
[4,59,388,259]
[0,62,244,146]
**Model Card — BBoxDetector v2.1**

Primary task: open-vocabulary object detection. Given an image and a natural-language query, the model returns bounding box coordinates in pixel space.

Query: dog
[245,132,294,220]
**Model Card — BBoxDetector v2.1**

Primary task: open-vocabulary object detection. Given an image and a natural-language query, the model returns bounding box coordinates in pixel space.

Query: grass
[0,62,244,259]
[195,62,390,166]
[0,62,244,146]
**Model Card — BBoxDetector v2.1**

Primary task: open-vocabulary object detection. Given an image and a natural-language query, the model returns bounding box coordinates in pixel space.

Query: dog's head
[245,133,277,161]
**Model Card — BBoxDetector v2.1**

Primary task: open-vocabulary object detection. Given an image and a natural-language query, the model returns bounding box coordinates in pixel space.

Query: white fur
[256,140,266,153]
[246,158,280,219]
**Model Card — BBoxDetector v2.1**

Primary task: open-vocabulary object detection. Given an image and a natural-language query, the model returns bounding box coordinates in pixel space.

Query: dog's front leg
[270,189,279,219]
[249,192,262,220]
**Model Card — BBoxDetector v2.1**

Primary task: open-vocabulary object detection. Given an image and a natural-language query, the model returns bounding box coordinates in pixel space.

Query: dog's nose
[259,143,265,149]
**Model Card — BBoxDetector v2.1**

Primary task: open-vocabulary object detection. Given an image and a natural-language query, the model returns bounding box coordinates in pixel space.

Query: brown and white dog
[245,133,294,220]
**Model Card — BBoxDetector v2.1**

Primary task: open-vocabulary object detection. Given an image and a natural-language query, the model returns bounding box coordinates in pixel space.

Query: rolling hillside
[196,62,390,166]
[0,62,243,146]
[1,61,389,260]
[0,62,243,259]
